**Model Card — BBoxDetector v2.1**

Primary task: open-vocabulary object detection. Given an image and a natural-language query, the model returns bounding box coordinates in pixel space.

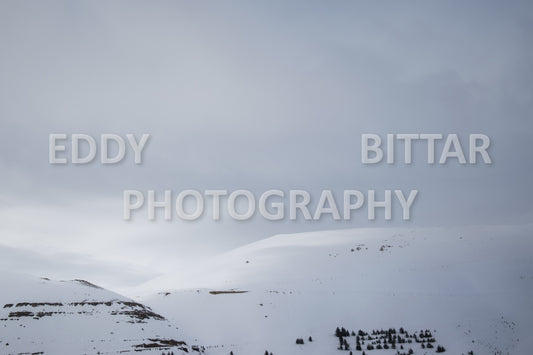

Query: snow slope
[0,271,198,354]
[140,225,533,355]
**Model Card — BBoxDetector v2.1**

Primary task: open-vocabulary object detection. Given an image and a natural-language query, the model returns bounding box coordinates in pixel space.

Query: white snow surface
[0,272,195,354]
[138,225,533,355]
[2,225,532,355]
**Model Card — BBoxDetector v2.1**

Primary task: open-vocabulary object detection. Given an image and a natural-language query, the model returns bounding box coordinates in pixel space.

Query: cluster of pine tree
[333,326,448,353]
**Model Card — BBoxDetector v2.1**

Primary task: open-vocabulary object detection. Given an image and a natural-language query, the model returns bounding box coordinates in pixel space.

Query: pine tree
[343,338,350,350]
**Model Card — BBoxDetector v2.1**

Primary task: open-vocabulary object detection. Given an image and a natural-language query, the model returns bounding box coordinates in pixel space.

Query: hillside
[140,225,533,354]
[0,271,198,354]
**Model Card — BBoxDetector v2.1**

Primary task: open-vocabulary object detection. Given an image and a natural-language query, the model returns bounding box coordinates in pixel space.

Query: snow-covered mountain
[0,271,198,354]
[139,225,533,355]
[2,225,532,354]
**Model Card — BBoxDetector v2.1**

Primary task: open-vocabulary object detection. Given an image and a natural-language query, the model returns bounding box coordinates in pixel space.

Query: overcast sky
[1,0,532,292]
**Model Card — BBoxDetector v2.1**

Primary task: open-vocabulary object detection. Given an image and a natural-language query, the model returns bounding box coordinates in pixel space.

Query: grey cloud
[1,1,533,286]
